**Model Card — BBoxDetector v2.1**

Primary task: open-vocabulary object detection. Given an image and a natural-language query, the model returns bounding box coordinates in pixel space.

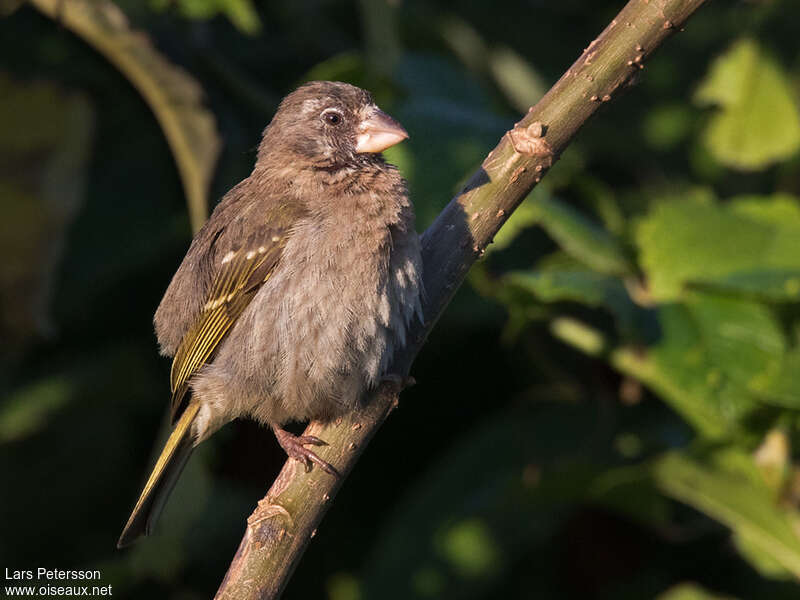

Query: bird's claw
[273,427,339,476]
[295,435,327,447]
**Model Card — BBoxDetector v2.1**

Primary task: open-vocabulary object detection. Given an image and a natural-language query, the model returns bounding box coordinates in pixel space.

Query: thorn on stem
[510,166,526,183]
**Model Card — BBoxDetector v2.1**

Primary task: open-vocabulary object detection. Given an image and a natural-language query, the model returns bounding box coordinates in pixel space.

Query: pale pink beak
[355,108,409,153]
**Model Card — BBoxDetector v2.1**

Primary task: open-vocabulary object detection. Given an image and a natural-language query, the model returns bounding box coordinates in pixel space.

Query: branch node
[247,501,293,530]
[506,121,553,163]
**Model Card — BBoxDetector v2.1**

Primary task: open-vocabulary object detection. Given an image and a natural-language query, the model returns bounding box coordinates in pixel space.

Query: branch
[215,1,708,597]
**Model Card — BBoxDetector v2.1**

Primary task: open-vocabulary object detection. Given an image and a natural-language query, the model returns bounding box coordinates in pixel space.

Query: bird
[117,81,423,548]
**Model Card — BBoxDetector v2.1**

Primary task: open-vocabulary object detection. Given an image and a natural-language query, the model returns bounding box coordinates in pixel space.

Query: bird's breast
[226,200,421,424]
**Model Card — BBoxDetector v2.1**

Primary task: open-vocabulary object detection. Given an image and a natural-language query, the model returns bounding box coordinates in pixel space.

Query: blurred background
[2,0,800,598]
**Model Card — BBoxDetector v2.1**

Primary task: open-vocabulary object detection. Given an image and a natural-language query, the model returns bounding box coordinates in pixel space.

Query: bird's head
[258,81,408,169]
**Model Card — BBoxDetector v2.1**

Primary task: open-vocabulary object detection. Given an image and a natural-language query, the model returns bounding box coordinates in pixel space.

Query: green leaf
[567,293,799,435]
[151,0,261,34]
[685,292,786,395]
[643,103,695,151]
[0,377,72,443]
[682,292,800,409]
[326,573,362,600]
[755,348,800,410]
[505,270,628,308]
[219,0,261,34]
[588,465,671,527]
[734,529,795,580]
[690,270,800,303]
[499,247,654,342]
[530,196,634,276]
[695,38,800,170]
[31,0,221,233]
[550,317,608,357]
[657,583,736,600]
[503,268,648,342]
[609,306,740,439]
[653,449,800,579]
[505,270,631,308]
[730,194,800,226]
[636,195,800,302]
[436,518,500,578]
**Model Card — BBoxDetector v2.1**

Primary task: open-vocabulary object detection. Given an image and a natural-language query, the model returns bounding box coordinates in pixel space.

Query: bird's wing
[168,206,300,422]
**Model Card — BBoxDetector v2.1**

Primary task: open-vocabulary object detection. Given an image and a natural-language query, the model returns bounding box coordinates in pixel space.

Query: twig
[215,0,709,597]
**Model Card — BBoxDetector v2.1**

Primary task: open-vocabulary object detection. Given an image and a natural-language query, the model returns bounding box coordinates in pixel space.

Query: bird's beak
[355,108,409,153]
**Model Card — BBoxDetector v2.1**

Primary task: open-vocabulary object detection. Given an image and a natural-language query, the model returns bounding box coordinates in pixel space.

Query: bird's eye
[322,110,342,126]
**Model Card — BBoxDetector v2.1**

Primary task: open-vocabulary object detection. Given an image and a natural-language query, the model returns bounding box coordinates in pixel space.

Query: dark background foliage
[2,0,800,598]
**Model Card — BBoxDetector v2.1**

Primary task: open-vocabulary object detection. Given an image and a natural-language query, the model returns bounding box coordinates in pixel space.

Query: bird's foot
[273,427,338,476]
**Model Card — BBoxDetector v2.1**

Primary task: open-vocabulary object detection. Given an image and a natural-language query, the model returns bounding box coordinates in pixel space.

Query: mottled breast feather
[186,162,423,439]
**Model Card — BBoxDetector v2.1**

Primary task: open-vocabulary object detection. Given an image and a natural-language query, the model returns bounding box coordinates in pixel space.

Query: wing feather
[167,224,291,422]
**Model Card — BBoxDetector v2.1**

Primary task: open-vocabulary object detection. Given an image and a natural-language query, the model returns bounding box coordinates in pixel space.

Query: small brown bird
[118,81,422,548]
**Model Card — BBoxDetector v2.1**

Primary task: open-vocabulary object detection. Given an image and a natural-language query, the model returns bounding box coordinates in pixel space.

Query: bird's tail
[117,401,200,548]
